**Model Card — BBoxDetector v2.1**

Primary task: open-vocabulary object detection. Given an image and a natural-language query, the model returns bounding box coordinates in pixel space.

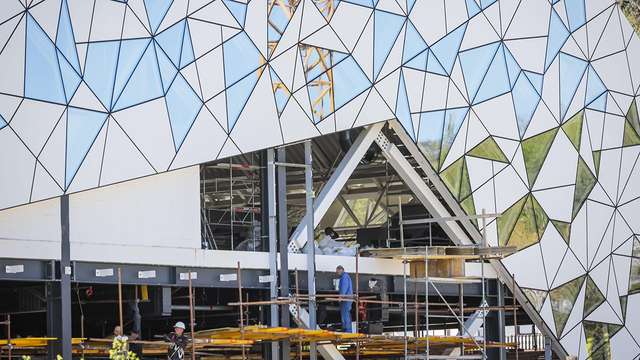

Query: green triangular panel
[593,150,601,176]
[630,258,640,294]
[441,157,464,200]
[583,320,619,359]
[623,120,640,146]
[561,110,583,151]
[551,220,571,244]
[467,136,509,163]
[460,158,472,200]
[508,194,546,250]
[522,128,558,187]
[573,157,596,219]
[633,237,640,257]
[497,195,527,246]
[522,288,547,311]
[627,99,639,134]
[620,295,628,321]
[549,276,585,337]
[460,195,476,218]
[583,276,605,317]
[531,195,548,239]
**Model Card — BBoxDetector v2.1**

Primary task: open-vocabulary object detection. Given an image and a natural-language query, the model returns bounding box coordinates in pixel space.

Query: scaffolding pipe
[118,268,123,332]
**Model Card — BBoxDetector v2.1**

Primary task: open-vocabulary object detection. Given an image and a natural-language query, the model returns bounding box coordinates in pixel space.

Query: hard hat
[174,321,186,329]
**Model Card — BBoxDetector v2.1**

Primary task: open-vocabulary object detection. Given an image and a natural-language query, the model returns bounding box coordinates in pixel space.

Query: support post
[60,195,72,360]
[118,268,123,331]
[277,147,291,360]
[304,141,318,360]
[188,271,196,360]
[267,148,280,359]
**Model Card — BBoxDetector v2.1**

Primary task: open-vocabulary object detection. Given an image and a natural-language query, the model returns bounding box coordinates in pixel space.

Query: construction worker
[129,330,143,359]
[336,265,353,333]
[164,322,189,360]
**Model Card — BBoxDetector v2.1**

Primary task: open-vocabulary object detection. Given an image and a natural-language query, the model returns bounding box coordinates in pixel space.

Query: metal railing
[506,333,545,351]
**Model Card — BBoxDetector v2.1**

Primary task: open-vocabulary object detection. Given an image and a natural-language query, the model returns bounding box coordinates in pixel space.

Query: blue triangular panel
[585,65,606,106]
[564,0,586,32]
[474,44,510,104]
[226,70,260,130]
[155,20,186,68]
[503,45,521,88]
[144,0,173,33]
[465,0,481,18]
[460,42,499,102]
[441,107,469,159]
[0,114,6,129]
[545,9,570,70]
[165,74,203,150]
[417,110,445,166]
[113,39,150,103]
[559,52,587,119]
[58,51,82,103]
[426,50,447,75]
[373,10,405,79]
[224,0,247,26]
[155,42,179,93]
[333,56,371,110]
[223,32,262,87]
[405,49,428,71]
[84,40,120,110]
[403,20,428,64]
[430,23,466,75]
[524,71,543,96]
[587,91,607,111]
[65,108,108,188]
[25,15,66,104]
[480,0,497,9]
[396,71,414,139]
[113,44,164,111]
[56,0,80,73]
[179,21,195,69]
[512,73,541,137]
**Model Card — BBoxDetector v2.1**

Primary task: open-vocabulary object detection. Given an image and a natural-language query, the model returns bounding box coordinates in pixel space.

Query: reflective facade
[0,0,639,358]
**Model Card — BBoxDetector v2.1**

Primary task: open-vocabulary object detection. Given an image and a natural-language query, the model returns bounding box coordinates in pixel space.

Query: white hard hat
[174,321,186,329]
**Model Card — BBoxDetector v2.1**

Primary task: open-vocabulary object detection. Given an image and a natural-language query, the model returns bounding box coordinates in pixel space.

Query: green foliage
[109,336,139,360]
[620,0,640,34]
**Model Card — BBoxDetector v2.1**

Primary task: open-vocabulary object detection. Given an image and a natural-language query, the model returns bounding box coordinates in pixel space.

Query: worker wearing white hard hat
[165,321,189,360]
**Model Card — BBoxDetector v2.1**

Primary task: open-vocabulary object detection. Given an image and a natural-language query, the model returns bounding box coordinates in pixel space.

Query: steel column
[305,141,318,360]
[267,148,280,359]
[60,195,72,360]
[277,147,291,360]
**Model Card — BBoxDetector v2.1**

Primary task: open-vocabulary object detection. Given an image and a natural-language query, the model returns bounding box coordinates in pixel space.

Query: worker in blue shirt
[336,265,353,332]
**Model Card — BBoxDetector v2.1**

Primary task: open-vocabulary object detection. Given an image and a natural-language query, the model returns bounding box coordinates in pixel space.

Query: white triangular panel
[502,244,548,289]
[244,0,268,57]
[31,161,63,202]
[170,106,228,169]
[70,81,108,112]
[0,128,36,209]
[191,0,240,28]
[114,99,176,172]
[329,2,372,51]
[11,100,66,155]
[99,119,154,186]
[279,99,321,143]
[38,115,66,188]
[230,70,282,153]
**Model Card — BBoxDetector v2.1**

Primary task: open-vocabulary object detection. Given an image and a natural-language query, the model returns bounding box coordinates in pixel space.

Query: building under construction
[1,0,640,359]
